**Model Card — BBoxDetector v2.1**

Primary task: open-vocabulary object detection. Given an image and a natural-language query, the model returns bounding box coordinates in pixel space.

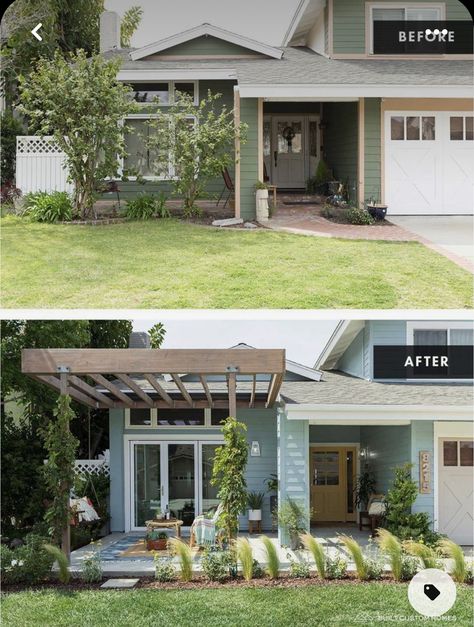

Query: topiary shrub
[345,205,375,225]
[23,191,73,223]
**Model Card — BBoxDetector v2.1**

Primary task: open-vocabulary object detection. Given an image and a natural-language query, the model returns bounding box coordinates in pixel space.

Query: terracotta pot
[147,538,168,551]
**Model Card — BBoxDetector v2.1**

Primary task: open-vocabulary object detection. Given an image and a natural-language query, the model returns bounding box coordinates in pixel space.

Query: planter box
[248,508,262,521]
[256,189,269,222]
[146,538,168,551]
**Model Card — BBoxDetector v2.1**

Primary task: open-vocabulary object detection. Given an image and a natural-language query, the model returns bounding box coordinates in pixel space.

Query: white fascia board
[239,85,472,99]
[283,404,473,422]
[282,0,311,47]
[117,69,237,81]
[285,359,323,381]
[130,24,283,61]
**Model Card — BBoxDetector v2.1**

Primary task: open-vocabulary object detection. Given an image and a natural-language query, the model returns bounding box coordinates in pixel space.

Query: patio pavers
[100,578,140,588]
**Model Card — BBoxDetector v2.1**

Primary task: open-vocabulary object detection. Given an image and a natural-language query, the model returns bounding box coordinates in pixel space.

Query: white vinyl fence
[74,459,110,479]
[16,136,73,194]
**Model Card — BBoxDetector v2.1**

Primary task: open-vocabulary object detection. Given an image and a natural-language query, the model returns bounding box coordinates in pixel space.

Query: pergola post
[228,370,237,417]
[59,370,71,562]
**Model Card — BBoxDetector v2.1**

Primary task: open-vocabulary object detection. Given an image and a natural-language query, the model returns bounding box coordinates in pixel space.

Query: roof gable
[130,23,283,61]
[315,321,365,371]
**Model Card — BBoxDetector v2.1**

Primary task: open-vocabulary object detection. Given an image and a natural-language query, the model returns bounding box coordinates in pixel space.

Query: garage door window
[450,116,474,141]
[443,440,474,467]
[460,441,474,466]
[391,116,435,140]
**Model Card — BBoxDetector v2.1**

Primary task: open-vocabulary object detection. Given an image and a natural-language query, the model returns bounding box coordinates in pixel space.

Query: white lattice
[16,136,63,156]
[74,460,110,479]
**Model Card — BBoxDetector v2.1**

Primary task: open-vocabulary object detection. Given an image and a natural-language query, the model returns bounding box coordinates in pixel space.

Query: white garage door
[385,112,474,215]
[438,438,473,545]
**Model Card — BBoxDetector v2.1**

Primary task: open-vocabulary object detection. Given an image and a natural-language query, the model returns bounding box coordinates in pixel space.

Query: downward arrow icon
[31,23,42,41]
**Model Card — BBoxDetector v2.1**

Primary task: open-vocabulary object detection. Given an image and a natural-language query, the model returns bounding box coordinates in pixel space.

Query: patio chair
[216,168,234,208]
[263,162,277,208]
[367,494,385,535]
[189,503,223,548]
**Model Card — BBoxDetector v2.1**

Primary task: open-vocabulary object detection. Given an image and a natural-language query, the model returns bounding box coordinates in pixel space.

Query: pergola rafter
[21,348,286,411]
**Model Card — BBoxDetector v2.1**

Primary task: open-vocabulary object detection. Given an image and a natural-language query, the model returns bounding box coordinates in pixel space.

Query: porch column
[257,98,264,182]
[277,407,310,545]
[234,86,241,218]
[358,97,365,207]
[60,371,71,561]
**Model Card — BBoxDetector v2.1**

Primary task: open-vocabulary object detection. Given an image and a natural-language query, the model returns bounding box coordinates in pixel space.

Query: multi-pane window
[413,328,473,346]
[129,81,197,105]
[443,440,474,467]
[391,116,435,141]
[125,407,224,428]
[450,116,474,141]
[370,5,443,53]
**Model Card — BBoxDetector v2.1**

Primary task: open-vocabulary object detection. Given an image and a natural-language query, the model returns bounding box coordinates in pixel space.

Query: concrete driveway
[388,216,474,272]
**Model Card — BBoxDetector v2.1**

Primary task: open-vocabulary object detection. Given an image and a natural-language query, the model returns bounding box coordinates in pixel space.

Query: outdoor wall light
[250,441,261,457]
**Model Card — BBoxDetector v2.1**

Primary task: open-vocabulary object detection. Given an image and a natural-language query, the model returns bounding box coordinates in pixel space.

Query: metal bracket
[57,366,70,373]
[226,366,239,373]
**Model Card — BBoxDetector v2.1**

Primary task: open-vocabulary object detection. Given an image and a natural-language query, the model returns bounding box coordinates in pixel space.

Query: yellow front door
[310,446,357,523]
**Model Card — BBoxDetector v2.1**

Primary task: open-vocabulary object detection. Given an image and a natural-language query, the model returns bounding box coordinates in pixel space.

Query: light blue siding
[310,425,360,443]
[411,421,434,525]
[109,409,125,532]
[277,409,309,545]
[364,320,407,379]
[338,330,364,378]
[360,425,411,494]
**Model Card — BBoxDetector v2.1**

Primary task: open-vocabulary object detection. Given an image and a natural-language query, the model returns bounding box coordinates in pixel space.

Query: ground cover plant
[3,218,471,308]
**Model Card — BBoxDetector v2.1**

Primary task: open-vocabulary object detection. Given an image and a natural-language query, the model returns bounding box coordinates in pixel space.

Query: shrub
[1,182,22,211]
[0,533,54,585]
[125,193,157,220]
[260,535,279,579]
[168,537,193,582]
[345,205,374,225]
[306,159,332,194]
[1,111,25,185]
[154,556,176,582]
[365,557,384,580]
[325,555,347,580]
[201,548,232,582]
[81,549,102,583]
[277,498,309,549]
[236,537,253,581]
[288,555,310,579]
[404,540,441,569]
[252,559,264,579]
[438,539,468,583]
[44,544,70,584]
[301,533,325,579]
[24,191,73,223]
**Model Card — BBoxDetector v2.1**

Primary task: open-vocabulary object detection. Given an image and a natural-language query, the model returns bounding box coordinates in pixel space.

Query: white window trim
[131,80,199,107]
[449,114,474,141]
[125,407,216,429]
[120,113,197,181]
[439,437,474,468]
[388,113,438,142]
[367,3,445,55]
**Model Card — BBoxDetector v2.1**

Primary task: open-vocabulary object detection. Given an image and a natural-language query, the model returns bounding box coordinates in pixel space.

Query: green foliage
[0,533,54,585]
[43,544,70,583]
[301,533,326,579]
[364,557,384,581]
[211,417,248,542]
[260,535,279,579]
[306,159,332,193]
[154,556,176,582]
[23,191,73,223]
[247,492,264,510]
[277,498,309,548]
[236,537,253,581]
[125,193,171,220]
[345,206,375,225]
[439,539,468,583]
[265,474,278,493]
[252,559,264,579]
[288,555,311,579]
[325,555,348,580]
[120,6,143,47]
[145,90,247,216]
[19,50,136,218]
[255,180,268,190]
[1,112,25,184]
[81,548,103,584]
[376,529,403,581]
[354,469,377,510]
[168,538,193,582]
[202,548,233,582]
[340,536,369,580]
[403,540,441,569]
[42,395,79,545]
[149,322,166,349]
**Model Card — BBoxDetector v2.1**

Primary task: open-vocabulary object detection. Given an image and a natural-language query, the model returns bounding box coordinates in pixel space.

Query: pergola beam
[68,375,115,408]
[266,373,284,408]
[171,374,193,406]
[143,374,173,406]
[199,375,214,408]
[31,375,98,409]
[115,373,154,407]
[89,374,135,407]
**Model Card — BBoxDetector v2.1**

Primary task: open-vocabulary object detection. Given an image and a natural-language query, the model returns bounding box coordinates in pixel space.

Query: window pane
[309,121,318,158]
[460,441,473,467]
[174,82,195,102]
[134,444,161,526]
[450,117,464,141]
[131,82,169,104]
[414,329,447,345]
[346,451,354,514]
[450,329,474,345]
[124,120,150,176]
[443,441,458,466]
[406,8,441,20]
[130,408,151,426]
[210,409,230,426]
[466,117,473,141]
[157,408,205,426]
[422,117,435,140]
[373,8,404,20]
[263,120,271,157]
[202,444,220,514]
[406,117,420,140]
[391,116,404,140]
[277,121,302,154]
[168,444,195,525]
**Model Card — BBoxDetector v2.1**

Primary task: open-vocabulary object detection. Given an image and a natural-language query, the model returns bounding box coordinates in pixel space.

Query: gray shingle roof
[108,46,472,86]
[280,371,473,406]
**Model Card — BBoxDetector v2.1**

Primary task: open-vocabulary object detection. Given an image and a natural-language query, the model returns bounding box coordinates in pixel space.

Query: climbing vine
[42,394,79,545]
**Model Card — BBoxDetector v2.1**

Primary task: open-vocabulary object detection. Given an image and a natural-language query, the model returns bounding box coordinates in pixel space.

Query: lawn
[1,218,472,308]
[2,584,473,627]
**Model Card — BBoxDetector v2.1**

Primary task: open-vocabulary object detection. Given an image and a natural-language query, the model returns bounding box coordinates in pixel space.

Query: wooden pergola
[21,348,286,415]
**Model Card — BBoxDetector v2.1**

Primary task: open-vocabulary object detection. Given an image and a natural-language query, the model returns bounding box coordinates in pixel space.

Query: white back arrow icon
[31,23,42,41]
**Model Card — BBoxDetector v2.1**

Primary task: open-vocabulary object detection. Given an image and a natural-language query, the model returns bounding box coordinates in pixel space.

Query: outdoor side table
[145,518,183,538]
[248,520,262,534]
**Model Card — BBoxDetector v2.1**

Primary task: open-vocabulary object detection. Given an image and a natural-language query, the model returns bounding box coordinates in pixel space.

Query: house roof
[129,23,284,61]
[315,320,363,371]
[280,370,473,406]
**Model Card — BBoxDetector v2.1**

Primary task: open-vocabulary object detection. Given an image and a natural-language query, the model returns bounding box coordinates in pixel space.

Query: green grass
[1,217,472,308]
[2,584,473,626]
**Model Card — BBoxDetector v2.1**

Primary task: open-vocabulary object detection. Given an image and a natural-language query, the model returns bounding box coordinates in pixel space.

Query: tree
[145,90,247,216]
[1,111,26,185]
[149,322,166,348]
[18,50,137,217]
[211,416,248,541]
[120,6,143,47]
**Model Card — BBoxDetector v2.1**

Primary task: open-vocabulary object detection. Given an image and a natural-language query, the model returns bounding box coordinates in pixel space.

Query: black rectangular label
[373,21,473,54]
[373,345,473,379]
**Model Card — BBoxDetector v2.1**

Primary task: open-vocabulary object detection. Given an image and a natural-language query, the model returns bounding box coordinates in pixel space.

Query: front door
[310,446,357,523]
[272,116,306,188]
[130,441,220,530]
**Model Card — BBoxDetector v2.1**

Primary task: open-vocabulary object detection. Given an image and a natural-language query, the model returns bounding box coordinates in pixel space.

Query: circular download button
[408,569,457,617]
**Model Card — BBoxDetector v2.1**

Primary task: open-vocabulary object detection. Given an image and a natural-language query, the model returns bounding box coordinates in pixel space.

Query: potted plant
[266,473,278,525]
[255,181,269,223]
[146,530,169,551]
[247,491,264,522]
[366,194,387,220]
[354,469,377,514]
[277,497,309,550]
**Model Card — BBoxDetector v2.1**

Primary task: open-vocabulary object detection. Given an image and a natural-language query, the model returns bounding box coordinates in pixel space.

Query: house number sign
[419,451,431,494]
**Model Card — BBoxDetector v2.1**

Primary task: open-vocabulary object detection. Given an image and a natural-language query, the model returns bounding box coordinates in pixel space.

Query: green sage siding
[324,102,359,202]
[239,97,259,220]
[364,98,381,204]
[332,0,471,54]
[150,36,266,58]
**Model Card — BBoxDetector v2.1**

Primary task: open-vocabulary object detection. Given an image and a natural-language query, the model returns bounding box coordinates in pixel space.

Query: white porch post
[234,86,241,218]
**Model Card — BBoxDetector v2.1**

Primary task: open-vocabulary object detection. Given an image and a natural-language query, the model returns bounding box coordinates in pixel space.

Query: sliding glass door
[134,444,162,527]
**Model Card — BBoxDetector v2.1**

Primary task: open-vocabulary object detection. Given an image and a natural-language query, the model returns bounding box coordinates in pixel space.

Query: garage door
[385,112,474,215]
[438,438,473,545]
